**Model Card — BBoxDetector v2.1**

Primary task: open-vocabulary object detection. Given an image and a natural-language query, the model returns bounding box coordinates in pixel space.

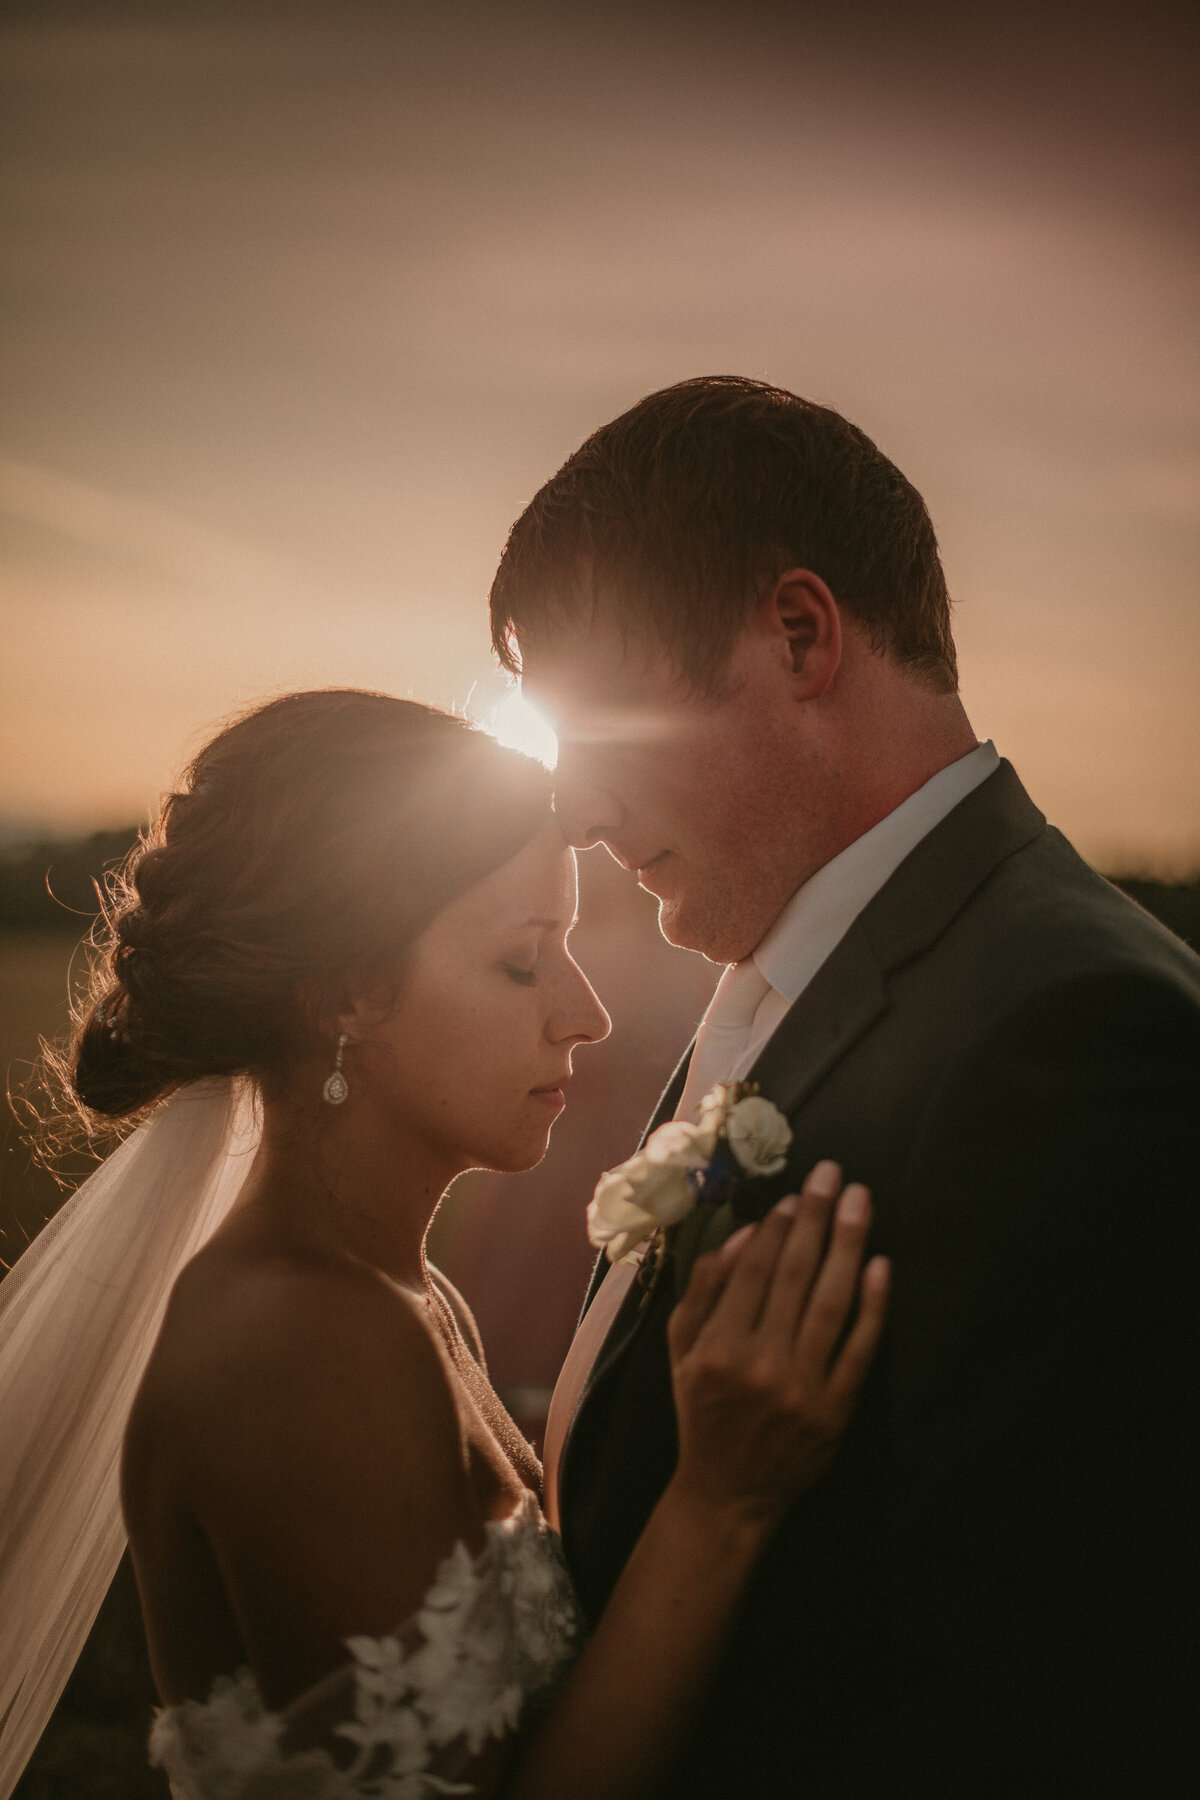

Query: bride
[1,689,888,1799]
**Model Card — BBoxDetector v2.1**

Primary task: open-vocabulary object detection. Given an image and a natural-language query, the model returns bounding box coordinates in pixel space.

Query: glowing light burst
[487,687,559,768]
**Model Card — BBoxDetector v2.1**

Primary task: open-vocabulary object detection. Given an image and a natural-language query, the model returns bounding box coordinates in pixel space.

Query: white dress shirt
[681,740,1000,1108]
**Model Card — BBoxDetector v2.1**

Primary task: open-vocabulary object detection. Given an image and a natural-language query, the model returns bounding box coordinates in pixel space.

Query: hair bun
[29,689,553,1161]
[71,999,164,1119]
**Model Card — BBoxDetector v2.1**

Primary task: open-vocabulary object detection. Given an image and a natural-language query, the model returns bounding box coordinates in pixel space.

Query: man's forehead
[523,667,692,755]
[520,621,689,713]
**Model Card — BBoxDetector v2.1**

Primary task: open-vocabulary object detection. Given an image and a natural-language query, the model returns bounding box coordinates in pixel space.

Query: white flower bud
[693,1089,728,1158]
[724,1095,792,1177]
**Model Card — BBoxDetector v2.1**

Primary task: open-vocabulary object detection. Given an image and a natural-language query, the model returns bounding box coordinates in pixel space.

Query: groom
[489,378,1200,1797]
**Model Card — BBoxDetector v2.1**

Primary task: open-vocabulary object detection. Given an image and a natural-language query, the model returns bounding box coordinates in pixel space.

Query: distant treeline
[0,829,141,931]
[0,828,1198,951]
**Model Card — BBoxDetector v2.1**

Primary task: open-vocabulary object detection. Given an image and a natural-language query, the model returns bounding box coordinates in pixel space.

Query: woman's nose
[550,962,611,1047]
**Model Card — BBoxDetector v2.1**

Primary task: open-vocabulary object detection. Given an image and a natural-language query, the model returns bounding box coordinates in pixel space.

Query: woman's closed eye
[501,961,538,986]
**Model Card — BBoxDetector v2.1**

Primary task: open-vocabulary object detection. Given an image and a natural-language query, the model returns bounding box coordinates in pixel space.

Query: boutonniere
[586,1083,793,1265]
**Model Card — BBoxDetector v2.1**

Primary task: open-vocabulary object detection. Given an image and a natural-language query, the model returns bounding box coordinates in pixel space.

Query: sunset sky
[2,0,1197,871]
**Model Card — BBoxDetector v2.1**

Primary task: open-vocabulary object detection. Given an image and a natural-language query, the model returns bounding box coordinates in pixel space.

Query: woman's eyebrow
[509,914,580,933]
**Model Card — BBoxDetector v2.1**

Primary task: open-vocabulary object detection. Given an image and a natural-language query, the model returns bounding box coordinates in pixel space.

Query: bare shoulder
[428,1261,487,1366]
[164,1237,436,1375]
[128,1239,465,1525]
[125,1239,482,1670]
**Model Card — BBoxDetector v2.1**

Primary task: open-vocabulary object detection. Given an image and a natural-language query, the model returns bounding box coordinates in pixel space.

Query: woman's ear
[764,569,843,700]
[323,995,384,1048]
[297,985,373,1052]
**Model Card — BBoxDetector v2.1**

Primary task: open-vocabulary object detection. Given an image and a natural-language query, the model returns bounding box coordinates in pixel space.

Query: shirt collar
[753,741,1001,1005]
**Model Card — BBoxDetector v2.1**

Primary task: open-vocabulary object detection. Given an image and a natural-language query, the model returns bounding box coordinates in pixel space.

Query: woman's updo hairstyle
[58,690,553,1134]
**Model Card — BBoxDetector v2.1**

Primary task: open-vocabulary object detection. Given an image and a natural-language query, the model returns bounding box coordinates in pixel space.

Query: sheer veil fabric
[0,1078,261,1799]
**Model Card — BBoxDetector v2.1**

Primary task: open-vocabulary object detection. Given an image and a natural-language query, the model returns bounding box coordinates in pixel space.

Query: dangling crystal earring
[323,1033,349,1105]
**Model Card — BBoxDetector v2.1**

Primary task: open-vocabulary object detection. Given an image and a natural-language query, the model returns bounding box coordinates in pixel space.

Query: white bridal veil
[0,1077,260,1799]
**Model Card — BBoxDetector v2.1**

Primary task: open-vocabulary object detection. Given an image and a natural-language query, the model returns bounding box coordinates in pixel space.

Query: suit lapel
[749,921,888,1119]
[749,759,1044,1115]
[563,762,1046,1490]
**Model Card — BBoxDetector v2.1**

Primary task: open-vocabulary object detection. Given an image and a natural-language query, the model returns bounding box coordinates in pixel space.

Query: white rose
[586,1167,656,1264]
[642,1119,708,1169]
[627,1154,698,1226]
[724,1095,792,1177]
[587,1141,701,1263]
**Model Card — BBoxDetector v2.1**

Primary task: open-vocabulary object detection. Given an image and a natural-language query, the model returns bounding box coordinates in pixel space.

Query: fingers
[824,1255,890,1418]
[700,1196,806,1338]
[669,1233,746,1361]
[759,1161,845,1346]
[793,1180,875,1368]
[673,1161,886,1419]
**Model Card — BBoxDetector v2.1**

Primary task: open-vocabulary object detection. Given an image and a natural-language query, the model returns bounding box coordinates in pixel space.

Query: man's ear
[763,569,842,699]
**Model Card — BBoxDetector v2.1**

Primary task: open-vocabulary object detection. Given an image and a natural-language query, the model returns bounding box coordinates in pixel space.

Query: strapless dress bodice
[150,1494,580,1799]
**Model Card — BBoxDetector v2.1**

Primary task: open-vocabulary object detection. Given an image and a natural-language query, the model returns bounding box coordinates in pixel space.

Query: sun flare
[487,688,559,769]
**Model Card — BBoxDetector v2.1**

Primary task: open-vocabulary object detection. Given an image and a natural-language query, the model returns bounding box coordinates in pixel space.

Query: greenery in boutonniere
[586,1082,793,1270]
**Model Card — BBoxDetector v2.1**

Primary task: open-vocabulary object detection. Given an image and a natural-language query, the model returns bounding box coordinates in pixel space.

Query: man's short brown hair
[489,375,958,693]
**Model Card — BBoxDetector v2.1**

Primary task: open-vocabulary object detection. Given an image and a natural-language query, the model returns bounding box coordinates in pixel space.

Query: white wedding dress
[149,1492,581,1800]
[0,1081,581,1800]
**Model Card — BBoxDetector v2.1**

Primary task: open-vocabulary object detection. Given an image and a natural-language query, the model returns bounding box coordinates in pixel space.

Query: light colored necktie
[542,957,778,1532]
[675,956,774,1122]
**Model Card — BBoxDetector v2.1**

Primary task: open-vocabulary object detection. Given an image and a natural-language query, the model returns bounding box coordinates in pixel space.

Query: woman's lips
[530,1080,569,1108]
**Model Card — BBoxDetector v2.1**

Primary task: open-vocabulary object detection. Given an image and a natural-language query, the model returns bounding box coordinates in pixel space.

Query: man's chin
[655,894,749,964]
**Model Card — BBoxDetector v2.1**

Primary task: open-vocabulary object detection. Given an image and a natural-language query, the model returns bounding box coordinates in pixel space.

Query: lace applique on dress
[149,1495,580,1800]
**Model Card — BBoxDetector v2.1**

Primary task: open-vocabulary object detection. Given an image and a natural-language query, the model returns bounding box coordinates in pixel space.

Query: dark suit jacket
[558,763,1200,1798]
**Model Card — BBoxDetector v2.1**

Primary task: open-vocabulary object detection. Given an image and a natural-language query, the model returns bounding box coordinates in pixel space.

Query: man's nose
[551,751,624,852]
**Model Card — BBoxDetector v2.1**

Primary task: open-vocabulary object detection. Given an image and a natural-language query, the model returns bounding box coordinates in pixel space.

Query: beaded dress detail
[149,1494,579,1799]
